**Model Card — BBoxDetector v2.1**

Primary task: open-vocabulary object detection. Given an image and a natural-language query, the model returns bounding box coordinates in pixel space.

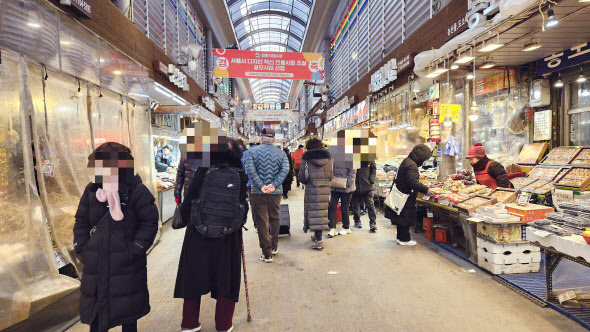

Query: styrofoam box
[477,257,540,274]
[477,238,541,264]
[526,226,590,261]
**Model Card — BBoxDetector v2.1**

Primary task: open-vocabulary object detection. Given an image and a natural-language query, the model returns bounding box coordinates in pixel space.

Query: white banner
[246,110,296,122]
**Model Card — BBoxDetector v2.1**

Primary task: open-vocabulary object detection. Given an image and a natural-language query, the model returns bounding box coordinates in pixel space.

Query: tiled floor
[67,188,585,331]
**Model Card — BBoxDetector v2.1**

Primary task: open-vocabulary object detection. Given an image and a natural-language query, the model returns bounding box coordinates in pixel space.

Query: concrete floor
[67,188,585,332]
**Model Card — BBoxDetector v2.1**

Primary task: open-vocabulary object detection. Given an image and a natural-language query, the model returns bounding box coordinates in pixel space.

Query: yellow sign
[439,104,461,124]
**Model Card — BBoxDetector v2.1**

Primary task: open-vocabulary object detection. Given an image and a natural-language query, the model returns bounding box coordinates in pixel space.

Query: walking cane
[241,237,253,322]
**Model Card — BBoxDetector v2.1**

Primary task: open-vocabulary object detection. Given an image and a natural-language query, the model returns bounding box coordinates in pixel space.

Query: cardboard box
[477,221,528,244]
[478,257,540,274]
[526,226,590,261]
[477,238,541,264]
[505,203,554,222]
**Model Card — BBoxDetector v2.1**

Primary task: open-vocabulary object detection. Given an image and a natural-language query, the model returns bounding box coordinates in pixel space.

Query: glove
[175,197,181,205]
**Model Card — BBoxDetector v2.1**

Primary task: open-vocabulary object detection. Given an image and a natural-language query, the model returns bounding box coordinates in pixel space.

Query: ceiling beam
[238,27,303,43]
[247,42,298,52]
[233,10,307,27]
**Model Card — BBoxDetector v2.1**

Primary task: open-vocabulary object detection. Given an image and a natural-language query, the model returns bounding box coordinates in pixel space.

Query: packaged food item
[542,147,581,165]
[557,168,590,188]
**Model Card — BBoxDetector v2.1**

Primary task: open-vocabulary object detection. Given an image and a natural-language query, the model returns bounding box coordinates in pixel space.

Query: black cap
[262,128,275,138]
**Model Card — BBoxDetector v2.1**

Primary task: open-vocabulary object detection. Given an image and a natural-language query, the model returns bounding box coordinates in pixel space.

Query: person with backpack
[174,131,248,332]
[299,139,332,250]
[245,128,289,263]
[352,160,378,231]
[73,142,159,332]
[292,144,305,188]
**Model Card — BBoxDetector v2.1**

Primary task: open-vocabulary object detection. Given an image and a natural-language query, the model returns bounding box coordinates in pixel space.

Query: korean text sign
[537,42,590,76]
[213,49,324,80]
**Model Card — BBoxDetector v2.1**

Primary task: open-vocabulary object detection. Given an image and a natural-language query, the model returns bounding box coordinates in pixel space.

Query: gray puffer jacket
[331,161,357,193]
[299,149,333,232]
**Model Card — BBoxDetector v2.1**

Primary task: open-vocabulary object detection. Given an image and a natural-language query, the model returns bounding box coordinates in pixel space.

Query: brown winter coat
[299,149,333,232]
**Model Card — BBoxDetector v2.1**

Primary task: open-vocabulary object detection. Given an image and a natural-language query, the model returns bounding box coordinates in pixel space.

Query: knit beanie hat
[466,143,486,159]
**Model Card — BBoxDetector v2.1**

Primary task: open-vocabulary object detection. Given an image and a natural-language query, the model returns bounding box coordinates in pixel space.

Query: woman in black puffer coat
[174,158,199,204]
[73,142,159,332]
[282,147,294,199]
[174,138,248,332]
[385,144,433,246]
[299,139,332,250]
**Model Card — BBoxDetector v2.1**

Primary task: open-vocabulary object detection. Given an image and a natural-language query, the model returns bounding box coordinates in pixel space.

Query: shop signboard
[213,49,324,80]
[324,103,368,134]
[60,0,92,18]
[356,99,370,123]
[536,42,590,76]
[200,96,215,113]
[252,103,290,110]
[475,69,516,96]
[327,98,350,120]
[446,15,468,41]
[246,110,296,122]
[370,59,397,93]
[439,104,461,124]
[533,109,552,141]
[398,53,415,73]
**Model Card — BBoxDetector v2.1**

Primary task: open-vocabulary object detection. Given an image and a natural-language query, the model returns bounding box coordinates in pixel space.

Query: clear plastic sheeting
[129,105,158,197]
[0,0,60,69]
[89,87,131,148]
[0,51,79,331]
[28,65,93,262]
[58,11,101,85]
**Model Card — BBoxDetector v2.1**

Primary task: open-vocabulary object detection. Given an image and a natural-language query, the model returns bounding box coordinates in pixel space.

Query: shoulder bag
[384,170,410,215]
[329,161,348,189]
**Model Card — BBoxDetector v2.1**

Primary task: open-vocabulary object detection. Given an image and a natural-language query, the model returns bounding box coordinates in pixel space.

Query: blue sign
[537,42,590,76]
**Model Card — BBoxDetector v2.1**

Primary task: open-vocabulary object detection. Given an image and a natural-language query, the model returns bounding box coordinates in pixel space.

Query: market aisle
[67,188,584,332]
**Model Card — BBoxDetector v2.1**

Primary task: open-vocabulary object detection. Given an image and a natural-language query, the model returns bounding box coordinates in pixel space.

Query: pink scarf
[96,183,124,221]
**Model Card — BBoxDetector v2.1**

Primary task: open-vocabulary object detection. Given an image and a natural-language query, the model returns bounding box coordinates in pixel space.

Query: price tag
[553,189,574,210]
[558,291,577,304]
[516,194,531,206]
[423,196,431,201]
[439,200,450,206]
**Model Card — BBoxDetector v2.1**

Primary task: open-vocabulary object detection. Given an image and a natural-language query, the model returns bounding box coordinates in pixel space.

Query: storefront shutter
[132,0,148,35]
[404,0,430,40]
[356,0,369,79]
[165,0,179,62]
[383,0,403,55]
[368,0,384,70]
[148,0,166,52]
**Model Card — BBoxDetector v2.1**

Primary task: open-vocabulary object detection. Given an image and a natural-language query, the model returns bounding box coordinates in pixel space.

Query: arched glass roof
[226,0,314,103]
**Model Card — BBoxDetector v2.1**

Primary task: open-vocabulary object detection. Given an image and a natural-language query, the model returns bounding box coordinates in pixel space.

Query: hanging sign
[252,103,290,110]
[213,49,324,80]
[327,98,350,120]
[537,42,590,76]
[475,69,516,96]
[246,110,296,122]
[370,59,397,92]
[533,110,552,141]
[398,53,415,73]
[446,15,468,41]
[439,104,462,124]
[60,0,92,18]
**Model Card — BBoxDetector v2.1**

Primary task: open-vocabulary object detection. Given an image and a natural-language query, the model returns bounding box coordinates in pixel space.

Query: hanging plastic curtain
[89,87,131,147]
[0,51,79,331]
[128,103,158,198]
[28,64,93,273]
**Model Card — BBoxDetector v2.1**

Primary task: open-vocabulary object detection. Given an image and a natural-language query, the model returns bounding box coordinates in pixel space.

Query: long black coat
[282,149,294,193]
[299,149,333,232]
[73,175,159,331]
[174,150,248,303]
[174,158,199,200]
[355,161,377,194]
[385,144,431,227]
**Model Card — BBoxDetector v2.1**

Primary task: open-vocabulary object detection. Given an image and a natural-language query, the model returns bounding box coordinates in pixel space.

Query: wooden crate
[517,142,548,165]
[541,146,582,165]
[486,188,520,204]
[456,195,498,214]
[554,167,590,190]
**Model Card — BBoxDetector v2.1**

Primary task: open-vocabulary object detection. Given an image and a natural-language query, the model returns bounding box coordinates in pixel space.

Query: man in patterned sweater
[246,128,289,263]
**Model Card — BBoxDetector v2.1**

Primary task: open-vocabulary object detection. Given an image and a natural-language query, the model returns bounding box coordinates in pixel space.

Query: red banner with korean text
[475,69,516,97]
[213,49,324,80]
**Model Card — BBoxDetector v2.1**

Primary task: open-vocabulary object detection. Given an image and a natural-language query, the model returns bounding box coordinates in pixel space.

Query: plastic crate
[423,217,434,231]
[435,228,449,243]
[425,228,434,241]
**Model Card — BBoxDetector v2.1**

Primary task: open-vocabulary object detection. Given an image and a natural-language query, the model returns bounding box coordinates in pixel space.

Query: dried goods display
[532,182,555,195]
[510,177,538,190]
[571,148,590,166]
[554,167,570,182]
[517,143,548,165]
[521,180,545,193]
[527,166,561,181]
[556,168,590,188]
[541,147,581,165]
[488,189,519,203]
[456,196,496,212]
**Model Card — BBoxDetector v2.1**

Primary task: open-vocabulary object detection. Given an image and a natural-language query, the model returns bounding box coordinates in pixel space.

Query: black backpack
[190,165,245,238]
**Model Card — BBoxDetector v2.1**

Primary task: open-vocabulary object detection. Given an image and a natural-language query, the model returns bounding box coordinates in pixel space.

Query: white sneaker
[217,326,233,332]
[339,228,352,235]
[397,239,417,246]
[327,228,338,238]
[272,248,279,255]
[182,325,201,332]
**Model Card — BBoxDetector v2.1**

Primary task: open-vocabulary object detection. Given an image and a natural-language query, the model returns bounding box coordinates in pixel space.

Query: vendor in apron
[466,143,512,190]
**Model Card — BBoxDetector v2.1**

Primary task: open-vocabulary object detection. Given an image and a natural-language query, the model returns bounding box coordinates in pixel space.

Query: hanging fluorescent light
[466,71,475,80]
[27,22,41,28]
[455,49,475,64]
[577,68,587,83]
[546,9,558,28]
[155,86,173,98]
[443,114,453,127]
[413,80,422,92]
[113,70,123,75]
[554,73,564,88]
[450,62,460,70]
[388,123,398,130]
[469,101,479,121]
[522,40,542,52]
[433,60,449,75]
[426,65,441,78]
[406,123,415,130]
[172,96,187,105]
[479,35,504,52]
[481,58,496,69]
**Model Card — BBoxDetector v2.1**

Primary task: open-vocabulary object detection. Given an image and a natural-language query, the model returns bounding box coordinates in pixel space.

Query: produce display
[556,168,590,188]
[542,147,581,165]
[456,196,495,211]
[571,149,590,166]
[527,166,562,181]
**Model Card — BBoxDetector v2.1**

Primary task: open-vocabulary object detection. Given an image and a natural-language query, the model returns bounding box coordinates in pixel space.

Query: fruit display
[527,166,562,181]
[571,149,590,166]
[542,147,581,165]
[556,168,590,188]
